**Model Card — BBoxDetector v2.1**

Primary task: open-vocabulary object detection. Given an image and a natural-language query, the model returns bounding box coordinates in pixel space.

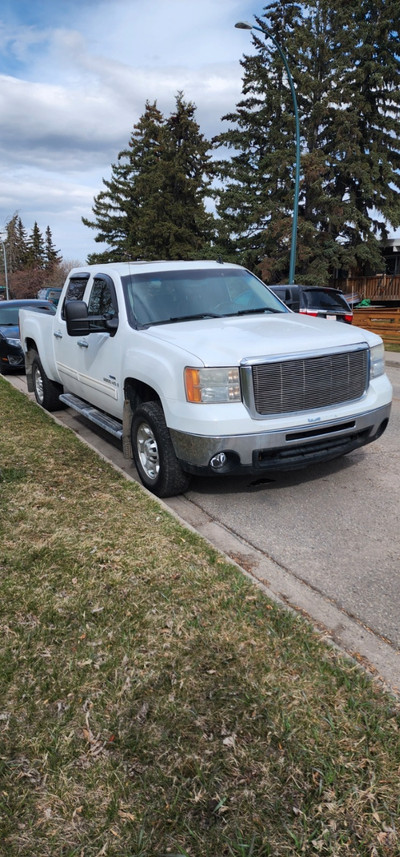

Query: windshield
[302,289,350,311]
[122,268,286,327]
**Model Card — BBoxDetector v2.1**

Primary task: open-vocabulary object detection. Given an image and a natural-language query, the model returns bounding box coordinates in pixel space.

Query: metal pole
[0,237,9,300]
[235,22,300,284]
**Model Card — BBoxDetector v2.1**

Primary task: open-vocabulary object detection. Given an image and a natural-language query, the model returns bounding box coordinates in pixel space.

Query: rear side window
[61,275,90,318]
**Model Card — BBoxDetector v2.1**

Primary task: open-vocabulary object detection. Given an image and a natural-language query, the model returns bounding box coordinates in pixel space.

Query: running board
[59,393,123,439]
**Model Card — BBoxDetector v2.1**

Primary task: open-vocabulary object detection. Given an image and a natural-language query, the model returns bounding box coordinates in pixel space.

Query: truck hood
[146,313,376,366]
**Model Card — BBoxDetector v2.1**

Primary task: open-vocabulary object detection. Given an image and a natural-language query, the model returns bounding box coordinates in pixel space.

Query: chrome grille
[250,348,368,416]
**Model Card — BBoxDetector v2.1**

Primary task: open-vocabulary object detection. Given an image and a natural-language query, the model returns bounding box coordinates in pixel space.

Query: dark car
[268,284,354,323]
[0,299,56,373]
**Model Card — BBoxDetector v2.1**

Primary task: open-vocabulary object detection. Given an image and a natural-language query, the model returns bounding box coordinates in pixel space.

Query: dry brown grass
[1,378,399,856]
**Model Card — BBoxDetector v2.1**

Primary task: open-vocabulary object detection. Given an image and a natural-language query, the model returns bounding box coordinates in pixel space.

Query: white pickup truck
[19,260,392,497]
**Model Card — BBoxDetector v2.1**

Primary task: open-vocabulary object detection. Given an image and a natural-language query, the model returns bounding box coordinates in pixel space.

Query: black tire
[32,355,63,411]
[131,401,191,498]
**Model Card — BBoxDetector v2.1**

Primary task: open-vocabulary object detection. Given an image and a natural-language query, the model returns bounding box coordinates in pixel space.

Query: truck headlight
[370,343,385,378]
[6,337,21,347]
[185,367,241,403]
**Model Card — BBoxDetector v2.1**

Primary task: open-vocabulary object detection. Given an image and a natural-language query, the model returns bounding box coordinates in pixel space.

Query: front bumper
[170,403,391,476]
[0,345,25,371]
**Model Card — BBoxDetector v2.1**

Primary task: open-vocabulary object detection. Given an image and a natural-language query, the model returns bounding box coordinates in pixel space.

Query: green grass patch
[1,377,399,856]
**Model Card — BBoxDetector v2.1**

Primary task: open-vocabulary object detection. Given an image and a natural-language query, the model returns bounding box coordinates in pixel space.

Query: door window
[87,276,118,330]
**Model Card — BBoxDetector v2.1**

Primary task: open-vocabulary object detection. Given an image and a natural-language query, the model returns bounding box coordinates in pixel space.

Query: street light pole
[235,21,300,285]
[0,235,10,300]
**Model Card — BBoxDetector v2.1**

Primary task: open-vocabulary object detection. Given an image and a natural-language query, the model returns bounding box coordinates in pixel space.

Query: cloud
[0,0,257,258]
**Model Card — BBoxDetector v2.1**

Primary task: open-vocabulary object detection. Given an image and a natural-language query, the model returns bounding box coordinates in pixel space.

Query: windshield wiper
[236,307,281,316]
[168,313,219,322]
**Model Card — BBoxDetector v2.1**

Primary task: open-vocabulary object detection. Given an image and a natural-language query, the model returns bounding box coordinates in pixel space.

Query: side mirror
[65,300,119,337]
[65,300,90,336]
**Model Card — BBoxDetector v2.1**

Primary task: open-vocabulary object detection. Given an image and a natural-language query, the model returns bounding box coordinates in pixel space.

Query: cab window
[87,275,118,331]
[61,274,90,319]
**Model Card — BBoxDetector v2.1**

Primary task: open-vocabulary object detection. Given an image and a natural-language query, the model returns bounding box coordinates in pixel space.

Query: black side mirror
[65,300,119,337]
[65,300,90,336]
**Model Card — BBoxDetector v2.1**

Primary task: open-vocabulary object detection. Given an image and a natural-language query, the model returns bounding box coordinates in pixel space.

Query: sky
[0,0,265,263]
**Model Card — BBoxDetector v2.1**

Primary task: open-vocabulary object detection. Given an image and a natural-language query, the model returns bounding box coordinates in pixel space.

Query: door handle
[77,340,89,348]
[53,330,62,339]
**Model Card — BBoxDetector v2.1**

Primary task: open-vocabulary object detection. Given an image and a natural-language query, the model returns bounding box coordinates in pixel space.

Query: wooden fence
[352,306,400,345]
[337,274,400,302]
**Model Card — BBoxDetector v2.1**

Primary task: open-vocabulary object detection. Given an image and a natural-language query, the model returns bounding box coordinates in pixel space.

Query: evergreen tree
[27,222,46,268]
[4,214,28,273]
[214,0,400,283]
[83,94,216,262]
[327,0,400,274]
[2,215,63,298]
[150,92,216,259]
[44,225,62,270]
[83,101,166,262]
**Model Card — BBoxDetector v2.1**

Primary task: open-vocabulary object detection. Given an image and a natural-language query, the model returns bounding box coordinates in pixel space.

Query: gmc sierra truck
[19,260,392,497]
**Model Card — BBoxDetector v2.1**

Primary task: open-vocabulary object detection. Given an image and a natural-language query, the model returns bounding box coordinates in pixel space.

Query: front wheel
[32,355,63,411]
[131,401,191,498]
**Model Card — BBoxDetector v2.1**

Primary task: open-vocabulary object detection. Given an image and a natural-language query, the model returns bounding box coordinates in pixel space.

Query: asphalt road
[5,361,400,694]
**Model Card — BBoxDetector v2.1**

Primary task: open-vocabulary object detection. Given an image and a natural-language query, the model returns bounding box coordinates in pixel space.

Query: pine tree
[150,92,216,259]
[83,95,216,262]
[214,4,304,279]
[327,0,400,275]
[214,0,400,283]
[44,226,62,270]
[83,101,166,262]
[27,222,46,268]
[4,214,28,273]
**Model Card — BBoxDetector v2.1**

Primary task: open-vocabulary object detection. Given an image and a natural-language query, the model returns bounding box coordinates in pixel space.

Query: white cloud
[0,0,258,259]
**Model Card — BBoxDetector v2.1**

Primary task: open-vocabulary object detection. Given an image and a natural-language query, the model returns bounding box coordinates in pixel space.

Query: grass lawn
[1,378,399,857]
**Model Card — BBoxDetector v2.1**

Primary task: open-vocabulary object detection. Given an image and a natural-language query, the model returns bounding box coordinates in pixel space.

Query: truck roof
[68,260,244,276]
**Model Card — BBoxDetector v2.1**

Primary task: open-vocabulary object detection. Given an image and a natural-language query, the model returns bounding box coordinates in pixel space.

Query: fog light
[210,452,227,470]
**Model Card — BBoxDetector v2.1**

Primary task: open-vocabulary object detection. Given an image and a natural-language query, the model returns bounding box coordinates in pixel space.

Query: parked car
[268,284,354,323]
[0,299,56,373]
[36,287,62,306]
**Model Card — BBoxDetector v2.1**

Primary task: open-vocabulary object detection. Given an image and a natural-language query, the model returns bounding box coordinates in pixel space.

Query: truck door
[70,274,122,417]
[53,273,90,394]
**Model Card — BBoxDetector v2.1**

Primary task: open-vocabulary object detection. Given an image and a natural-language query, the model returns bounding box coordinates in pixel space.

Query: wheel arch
[122,378,162,459]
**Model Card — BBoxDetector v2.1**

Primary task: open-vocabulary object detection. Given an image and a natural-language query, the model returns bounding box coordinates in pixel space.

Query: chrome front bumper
[169,403,391,475]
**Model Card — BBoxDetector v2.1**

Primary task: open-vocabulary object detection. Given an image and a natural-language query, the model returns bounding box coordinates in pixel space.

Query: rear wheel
[131,401,190,498]
[32,355,63,411]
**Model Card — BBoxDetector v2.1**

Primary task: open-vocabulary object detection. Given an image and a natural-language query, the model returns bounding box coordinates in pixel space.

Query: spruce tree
[83,101,166,262]
[151,92,216,259]
[214,0,400,283]
[83,95,215,262]
[4,214,28,273]
[44,226,62,270]
[328,0,400,275]
[214,4,304,279]
[27,222,46,268]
